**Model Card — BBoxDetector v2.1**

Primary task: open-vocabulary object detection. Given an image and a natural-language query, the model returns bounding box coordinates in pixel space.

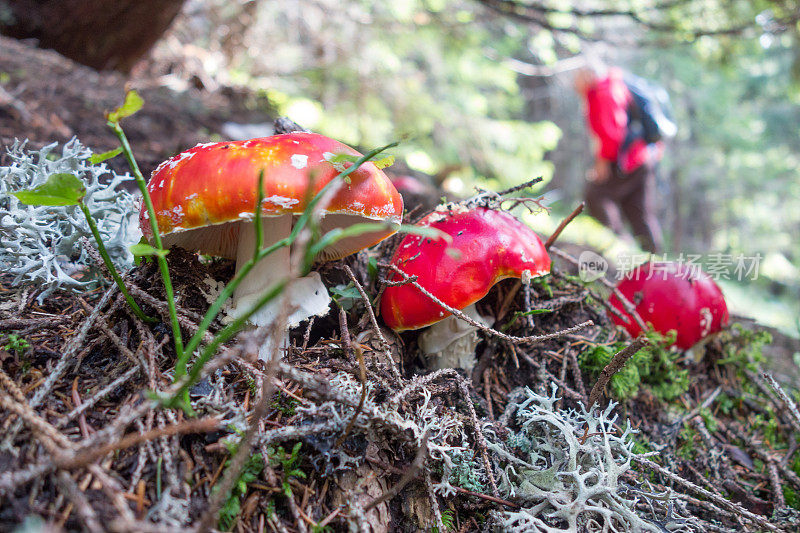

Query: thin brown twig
[335,307,367,447]
[423,467,445,532]
[388,368,461,406]
[588,336,649,407]
[79,298,143,368]
[132,312,161,390]
[0,390,72,454]
[458,379,499,498]
[197,287,287,532]
[2,284,118,448]
[634,456,781,532]
[0,316,71,330]
[684,463,724,497]
[768,459,786,509]
[344,265,402,382]
[494,177,545,197]
[71,378,92,438]
[87,464,139,528]
[62,417,221,469]
[56,366,141,428]
[56,471,104,533]
[671,492,738,524]
[0,367,27,403]
[673,386,722,430]
[284,483,309,533]
[545,202,584,249]
[483,368,495,420]
[364,431,429,511]
[0,463,54,495]
[451,484,521,509]
[566,347,587,399]
[128,285,215,344]
[518,349,586,401]
[382,261,593,344]
[761,371,800,435]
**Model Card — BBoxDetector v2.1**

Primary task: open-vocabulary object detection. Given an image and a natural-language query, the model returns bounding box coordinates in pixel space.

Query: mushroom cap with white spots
[140,133,403,260]
[381,207,551,332]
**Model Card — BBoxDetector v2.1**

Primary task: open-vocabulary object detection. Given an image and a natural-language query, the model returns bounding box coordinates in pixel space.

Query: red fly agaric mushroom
[141,132,403,360]
[380,206,551,371]
[609,261,729,349]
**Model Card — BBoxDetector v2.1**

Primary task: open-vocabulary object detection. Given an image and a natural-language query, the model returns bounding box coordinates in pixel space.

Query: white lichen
[485,386,692,532]
[0,139,140,302]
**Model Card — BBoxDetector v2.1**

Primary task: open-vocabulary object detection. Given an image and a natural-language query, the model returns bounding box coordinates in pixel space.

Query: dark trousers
[584,163,663,254]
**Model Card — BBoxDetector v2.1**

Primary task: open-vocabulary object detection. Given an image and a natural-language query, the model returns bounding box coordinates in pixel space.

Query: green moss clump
[579,329,688,402]
[717,323,770,372]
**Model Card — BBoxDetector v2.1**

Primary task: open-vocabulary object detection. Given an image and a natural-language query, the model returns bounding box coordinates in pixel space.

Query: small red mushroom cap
[140,132,403,259]
[609,261,729,349]
[380,206,551,332]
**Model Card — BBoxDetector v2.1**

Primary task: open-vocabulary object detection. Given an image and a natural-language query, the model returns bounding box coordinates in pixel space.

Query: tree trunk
[0,0,186,72]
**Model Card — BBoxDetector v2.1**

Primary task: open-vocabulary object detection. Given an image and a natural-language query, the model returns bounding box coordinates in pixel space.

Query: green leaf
[88,147,123,164]
[516,308,554,317]
[330,283,361,301]
[107,90,144,123]
[371,154,395,169]
[368,256,378,280]
[328,152,395,170]
[12,173,86,206]
[330,283,361,311]
[130,242,169,258]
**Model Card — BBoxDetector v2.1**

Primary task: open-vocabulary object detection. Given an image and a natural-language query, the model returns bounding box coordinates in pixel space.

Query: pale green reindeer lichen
[0,139,138,301]
[485,386,694,532]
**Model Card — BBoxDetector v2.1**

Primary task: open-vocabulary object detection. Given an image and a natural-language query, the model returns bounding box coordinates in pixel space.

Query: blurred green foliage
[166,0,800,329]
[171,0,560,189]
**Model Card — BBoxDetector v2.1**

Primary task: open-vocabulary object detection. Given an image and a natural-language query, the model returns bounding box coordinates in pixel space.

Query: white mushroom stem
[418,303,489,373]
[230,215,331,362]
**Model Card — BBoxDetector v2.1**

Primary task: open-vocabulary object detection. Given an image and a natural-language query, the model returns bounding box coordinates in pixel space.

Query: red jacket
[585,68,662,173]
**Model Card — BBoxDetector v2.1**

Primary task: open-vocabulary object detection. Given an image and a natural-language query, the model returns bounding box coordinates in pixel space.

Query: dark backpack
[623,74,677,145]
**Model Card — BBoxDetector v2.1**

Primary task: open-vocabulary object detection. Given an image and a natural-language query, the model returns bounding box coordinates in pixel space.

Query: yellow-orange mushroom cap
[139,132,403,259]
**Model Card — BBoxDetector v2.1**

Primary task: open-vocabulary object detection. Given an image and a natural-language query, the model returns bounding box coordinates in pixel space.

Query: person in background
[574,65,664,254]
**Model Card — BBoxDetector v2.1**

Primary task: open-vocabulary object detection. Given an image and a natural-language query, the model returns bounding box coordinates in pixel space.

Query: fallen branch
[762,371,800,435]
[451,484,521,509]
[634,456,781,532]
[62,417,221,469]
[588,336,649,407]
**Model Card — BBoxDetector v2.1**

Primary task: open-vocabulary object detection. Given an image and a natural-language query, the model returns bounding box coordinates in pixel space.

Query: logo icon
[578,250,608,282]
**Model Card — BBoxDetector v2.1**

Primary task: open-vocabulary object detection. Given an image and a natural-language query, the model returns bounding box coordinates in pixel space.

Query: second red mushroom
[381,206,551,371]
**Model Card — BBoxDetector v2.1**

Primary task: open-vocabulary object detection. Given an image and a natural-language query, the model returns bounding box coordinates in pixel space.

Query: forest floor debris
[2,206,800,531]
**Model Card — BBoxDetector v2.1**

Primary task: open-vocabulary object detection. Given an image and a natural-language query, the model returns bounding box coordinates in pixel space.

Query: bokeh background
[2,0,799,335]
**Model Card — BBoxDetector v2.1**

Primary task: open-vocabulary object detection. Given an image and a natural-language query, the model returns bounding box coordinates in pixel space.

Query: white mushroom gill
[229,215,331,361]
